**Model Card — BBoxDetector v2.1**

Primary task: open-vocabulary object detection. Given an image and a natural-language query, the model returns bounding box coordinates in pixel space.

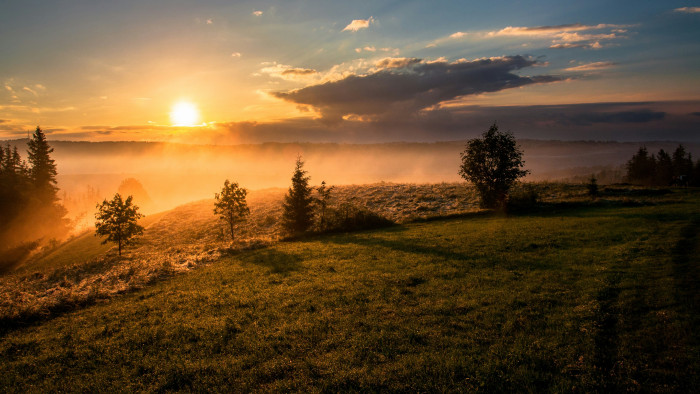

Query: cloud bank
[273,56,560,123]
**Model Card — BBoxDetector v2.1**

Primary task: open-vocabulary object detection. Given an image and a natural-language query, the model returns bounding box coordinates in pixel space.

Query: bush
[506,184,540,212]
[324,203,394,232]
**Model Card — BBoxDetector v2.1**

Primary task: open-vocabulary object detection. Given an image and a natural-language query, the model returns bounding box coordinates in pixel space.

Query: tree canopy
[214,180,250,241]
[459,123,528,209]
[95,193,144,256]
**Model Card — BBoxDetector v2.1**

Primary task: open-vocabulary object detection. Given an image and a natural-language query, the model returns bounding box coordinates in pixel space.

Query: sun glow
[170,101,200,126]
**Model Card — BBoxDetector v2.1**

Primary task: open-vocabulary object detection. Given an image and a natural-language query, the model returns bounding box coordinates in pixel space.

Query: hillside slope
[1,189,699,391]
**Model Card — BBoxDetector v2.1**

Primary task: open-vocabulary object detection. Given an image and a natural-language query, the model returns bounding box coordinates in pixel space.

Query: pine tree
[27,126,58,200]
[281,156,315,236]
[626,146,656,185]
[95,194,144,256]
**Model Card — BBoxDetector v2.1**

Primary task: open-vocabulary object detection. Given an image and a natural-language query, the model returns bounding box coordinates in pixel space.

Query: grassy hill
[1,186,698,391]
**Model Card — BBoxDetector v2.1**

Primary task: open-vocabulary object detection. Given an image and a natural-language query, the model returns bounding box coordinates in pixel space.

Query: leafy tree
[214,180,250,241]
[316,180,334,231]
[459,123,529,209]
[95,193,144,256]
[27,126,58,200]
[281,155,315,236]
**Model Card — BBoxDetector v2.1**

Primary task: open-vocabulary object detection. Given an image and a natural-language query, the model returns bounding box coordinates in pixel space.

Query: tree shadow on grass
[320,229,475,263]
[241,249,303,274]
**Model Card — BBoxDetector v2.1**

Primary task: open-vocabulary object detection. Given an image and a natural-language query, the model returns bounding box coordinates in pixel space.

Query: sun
[170,101,200,126]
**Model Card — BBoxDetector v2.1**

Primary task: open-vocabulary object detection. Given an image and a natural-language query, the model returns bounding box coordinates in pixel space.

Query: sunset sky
[1,1,699,143]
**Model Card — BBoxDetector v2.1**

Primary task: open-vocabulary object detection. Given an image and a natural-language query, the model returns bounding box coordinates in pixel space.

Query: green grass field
[1,188,699,391]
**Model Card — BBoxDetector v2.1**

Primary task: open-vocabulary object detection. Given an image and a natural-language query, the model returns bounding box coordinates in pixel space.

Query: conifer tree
[27,126,58,200]
[281,155,315,236]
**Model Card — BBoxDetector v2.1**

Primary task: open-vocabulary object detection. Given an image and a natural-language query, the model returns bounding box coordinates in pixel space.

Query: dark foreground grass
[1,192,699,392]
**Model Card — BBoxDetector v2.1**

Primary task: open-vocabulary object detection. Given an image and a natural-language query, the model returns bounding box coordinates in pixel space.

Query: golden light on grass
[170,101,200,126]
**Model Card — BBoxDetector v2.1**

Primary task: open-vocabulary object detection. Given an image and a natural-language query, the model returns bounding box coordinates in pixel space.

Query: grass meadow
[0,184,698,391]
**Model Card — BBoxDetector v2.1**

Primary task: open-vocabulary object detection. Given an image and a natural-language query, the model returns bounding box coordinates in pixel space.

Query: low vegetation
[0,186,698,391]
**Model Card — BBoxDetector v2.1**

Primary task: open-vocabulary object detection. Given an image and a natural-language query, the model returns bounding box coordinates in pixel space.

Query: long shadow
[239,249,303,274]
[320,230,476,262]
[672,218,700,315]
[591,272,623,391]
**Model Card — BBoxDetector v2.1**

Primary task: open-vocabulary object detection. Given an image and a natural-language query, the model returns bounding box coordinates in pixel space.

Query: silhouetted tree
[587,175,599,197]
[214,180,250,241]
[626,147,656,185]
[654,149,673,186]
[95,194,144,256]
[27,126,58,201]
[672,145,693,185]
[459,123,528,209]
[281,155,315,236]
[316,181,334,231]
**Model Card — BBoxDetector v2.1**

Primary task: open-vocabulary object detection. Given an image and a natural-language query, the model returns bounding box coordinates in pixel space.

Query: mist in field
[0,139,688,229]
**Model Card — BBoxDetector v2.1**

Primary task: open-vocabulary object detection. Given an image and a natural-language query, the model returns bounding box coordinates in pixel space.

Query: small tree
[214,180,250,241]
[281,155,315,236]
[95,193,144,256]
[459,123,529,209]
[587,175,599,197]
[316,180,334,231]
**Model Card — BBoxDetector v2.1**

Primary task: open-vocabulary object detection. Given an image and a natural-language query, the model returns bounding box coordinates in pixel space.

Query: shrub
[506,184,540,212]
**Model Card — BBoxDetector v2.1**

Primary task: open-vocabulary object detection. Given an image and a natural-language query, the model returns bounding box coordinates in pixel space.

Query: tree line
[0,127,69,255]
[625,145,700,186]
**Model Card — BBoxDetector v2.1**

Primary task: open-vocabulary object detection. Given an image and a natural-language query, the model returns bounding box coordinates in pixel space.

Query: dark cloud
[212,101,700,143]
[562,109,666,126]
[0,119,8,124]
[692,112,700,117]
[281,68,317,76]
[273,55,560,123]
[375,57,421,69]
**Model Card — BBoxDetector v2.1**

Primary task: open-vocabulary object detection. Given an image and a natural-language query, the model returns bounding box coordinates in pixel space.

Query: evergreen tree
[281,156,315,236]
[95,194,144,256]
[459,123,528,209]
[27,126,58,200]
[626,146,656,185]
[654,149,673,186]
[214,180,250,241]
[672,145,693,180]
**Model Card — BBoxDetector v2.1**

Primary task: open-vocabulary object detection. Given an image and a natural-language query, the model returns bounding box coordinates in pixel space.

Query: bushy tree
[214,180,250,241]
[459,123,529,209]
[95,193,144,256]
[281,156,315,236]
